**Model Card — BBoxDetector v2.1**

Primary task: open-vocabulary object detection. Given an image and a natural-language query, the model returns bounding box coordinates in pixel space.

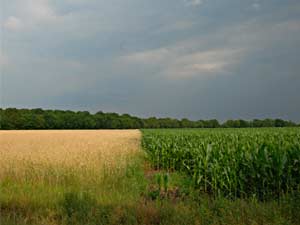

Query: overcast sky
[1,0,300,121]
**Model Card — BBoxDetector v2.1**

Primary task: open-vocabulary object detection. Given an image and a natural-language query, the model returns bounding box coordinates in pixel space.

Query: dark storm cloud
[1,0,300,121]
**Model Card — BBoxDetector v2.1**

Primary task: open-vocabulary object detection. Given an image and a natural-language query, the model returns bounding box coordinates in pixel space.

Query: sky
[1,0,300,121]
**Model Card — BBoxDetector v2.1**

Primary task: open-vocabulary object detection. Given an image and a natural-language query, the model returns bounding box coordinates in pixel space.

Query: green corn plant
[142,128,300,200]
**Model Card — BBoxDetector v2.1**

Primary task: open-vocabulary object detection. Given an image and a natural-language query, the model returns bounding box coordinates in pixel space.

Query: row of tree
[0,108,298,130]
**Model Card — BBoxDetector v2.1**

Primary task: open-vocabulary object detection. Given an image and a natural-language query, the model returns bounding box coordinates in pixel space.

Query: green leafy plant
[142,128,300,200]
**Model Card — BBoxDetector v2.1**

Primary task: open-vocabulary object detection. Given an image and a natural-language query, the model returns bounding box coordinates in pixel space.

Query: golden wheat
[0,130,141,182]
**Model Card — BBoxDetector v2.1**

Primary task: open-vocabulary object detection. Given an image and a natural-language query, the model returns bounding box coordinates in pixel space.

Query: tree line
[0,108,298,130]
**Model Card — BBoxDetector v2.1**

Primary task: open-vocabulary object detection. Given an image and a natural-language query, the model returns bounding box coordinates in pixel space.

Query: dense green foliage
[142,128,300,199]
[1,108,298,129]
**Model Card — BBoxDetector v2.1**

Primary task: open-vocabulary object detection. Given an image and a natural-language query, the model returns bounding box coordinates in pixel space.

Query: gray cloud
[184,0,203,7]
[1,0,300,122]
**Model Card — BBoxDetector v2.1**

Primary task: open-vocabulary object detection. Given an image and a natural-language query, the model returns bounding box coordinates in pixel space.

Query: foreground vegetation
[1,108,298,130]
[1,129,300,224]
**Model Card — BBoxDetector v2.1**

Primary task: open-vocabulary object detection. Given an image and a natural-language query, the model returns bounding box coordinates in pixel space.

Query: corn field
[142,128,300,199]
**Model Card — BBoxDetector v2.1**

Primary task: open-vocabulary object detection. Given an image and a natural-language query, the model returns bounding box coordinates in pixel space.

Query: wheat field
[0,130,146,224]
[0,130,141,182]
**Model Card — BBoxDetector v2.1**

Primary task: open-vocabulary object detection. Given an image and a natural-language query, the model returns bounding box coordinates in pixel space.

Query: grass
[0,129,299,224]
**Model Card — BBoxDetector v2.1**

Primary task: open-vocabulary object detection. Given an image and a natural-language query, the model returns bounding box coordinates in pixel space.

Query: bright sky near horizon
[1,0,300,121]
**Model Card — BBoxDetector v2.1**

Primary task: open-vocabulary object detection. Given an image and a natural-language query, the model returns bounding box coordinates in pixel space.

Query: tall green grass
[0,153,147,225]
[142,128,300,199]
